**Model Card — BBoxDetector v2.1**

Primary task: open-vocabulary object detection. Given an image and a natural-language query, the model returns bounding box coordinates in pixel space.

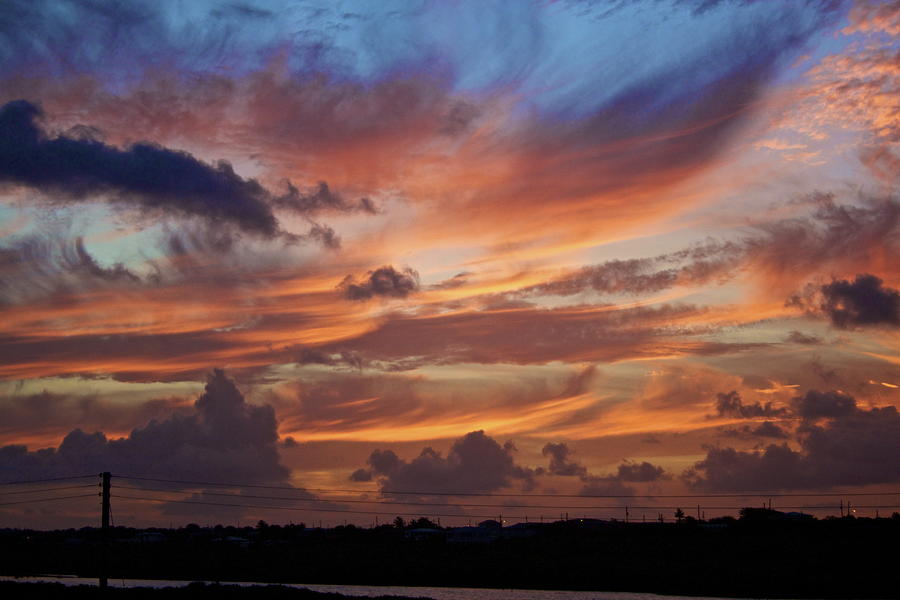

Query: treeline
[1,514,897,598]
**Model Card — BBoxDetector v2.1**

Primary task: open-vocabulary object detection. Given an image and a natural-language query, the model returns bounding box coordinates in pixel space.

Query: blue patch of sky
[1,0,844,118]
[284,0,842,121]
[0,200,167,274]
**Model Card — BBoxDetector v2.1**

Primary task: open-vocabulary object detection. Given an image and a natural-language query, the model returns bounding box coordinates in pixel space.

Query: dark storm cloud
[819,274,900,328]
[714,390,788,419]
[0,369,289,484]
[686,390,900,491]
[338,266,420,301]
[0,101,373,238]
[353,431,539,494]
[0,100,277,236]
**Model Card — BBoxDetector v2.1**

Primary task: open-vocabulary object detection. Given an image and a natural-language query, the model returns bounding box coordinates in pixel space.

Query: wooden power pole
[100,471,111,589]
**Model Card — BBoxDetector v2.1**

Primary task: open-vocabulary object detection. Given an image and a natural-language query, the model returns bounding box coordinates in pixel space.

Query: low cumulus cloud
[789,273,900,330]
[616,461,667,482]
[338,266,420,301]
[352,430,539,494]
[686,389,900,490]
[713,390,788,419]
[542,442,588,477]
[541,441,667,497]
[0,100,372,239]
[0,369,289,484]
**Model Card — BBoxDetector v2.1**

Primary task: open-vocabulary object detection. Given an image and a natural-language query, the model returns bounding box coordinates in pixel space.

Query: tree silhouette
[408,517,439,529]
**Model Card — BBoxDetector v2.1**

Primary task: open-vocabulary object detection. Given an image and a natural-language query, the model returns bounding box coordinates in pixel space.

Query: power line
[113,494,529,520]
[0,493,97,507]
[114,475,900,499]
[111,485,900,511]
[112,493,900,517]
[0,474,98,486]
[0,484,97,496]
[114,485,669,509]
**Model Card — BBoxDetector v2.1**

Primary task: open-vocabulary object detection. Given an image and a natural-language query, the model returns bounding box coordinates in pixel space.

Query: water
[0,575,762,600]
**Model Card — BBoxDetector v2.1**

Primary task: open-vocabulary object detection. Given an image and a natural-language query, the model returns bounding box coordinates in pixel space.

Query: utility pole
[100,471,111,590]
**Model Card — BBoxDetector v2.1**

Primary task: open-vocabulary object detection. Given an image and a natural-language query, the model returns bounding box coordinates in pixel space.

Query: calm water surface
[1,576,767,600]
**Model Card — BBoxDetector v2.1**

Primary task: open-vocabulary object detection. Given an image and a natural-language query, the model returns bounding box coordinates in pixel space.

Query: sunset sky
[1,0,899,528]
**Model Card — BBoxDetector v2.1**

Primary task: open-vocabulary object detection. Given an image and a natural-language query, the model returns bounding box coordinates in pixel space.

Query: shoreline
[0,574,889,600]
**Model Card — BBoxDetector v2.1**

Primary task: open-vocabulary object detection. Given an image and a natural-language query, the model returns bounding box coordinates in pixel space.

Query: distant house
[739,508,813,522]
[500,522,540,540]
[447,526,499,544]
[403,528,444,542]
[136,532,166,543]
[212,536,250,548]
[783,512,814,520]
